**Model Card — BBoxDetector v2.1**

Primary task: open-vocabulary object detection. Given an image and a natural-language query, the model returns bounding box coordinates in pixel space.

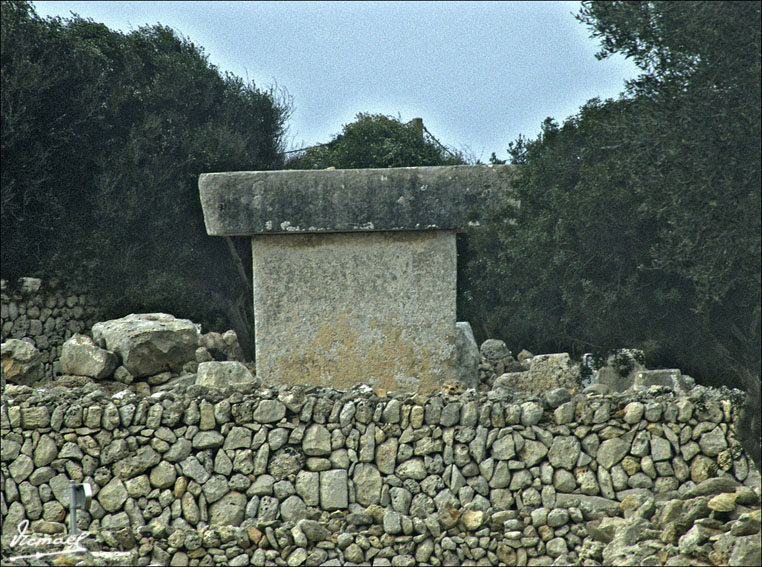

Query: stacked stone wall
[1,278,104,380]
[1,380,759,566]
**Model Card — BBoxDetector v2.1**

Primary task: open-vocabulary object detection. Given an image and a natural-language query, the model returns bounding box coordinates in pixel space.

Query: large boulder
[59,333,118,379]
[455,322,479,389]
[92,313,200,378]
[1,339,43,386]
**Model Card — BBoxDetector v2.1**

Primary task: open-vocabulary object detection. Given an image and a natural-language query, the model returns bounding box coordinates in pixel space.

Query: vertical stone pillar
[199,165,512,393]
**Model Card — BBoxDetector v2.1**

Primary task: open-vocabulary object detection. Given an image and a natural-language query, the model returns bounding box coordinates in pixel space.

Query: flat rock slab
[199,165,513,235]
[93,313,199,378]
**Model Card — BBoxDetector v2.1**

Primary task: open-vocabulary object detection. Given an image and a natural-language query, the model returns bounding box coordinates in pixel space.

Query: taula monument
[199,165,513,393]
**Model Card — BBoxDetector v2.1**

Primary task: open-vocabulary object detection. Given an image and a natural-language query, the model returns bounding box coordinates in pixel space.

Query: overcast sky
[32,1,640,162]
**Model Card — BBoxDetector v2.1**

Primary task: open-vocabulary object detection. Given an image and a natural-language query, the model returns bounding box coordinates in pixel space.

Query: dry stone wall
[2,378,760,566]
[1,278,103,380]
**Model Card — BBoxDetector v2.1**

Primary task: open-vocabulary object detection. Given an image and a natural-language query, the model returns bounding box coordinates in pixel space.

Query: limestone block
[251,231,457,393]
[319,470,348,510]
[593,349,646,393]
[527,353,581,393]
[2,339,43,385]
[455,321,479,389]
[59,333,118,379]
[18,277,42,294]
[196,361,257,388]
[634,369,694,393]
[92,313,199,378]
[199,166,511,235]
[208,491,246,526]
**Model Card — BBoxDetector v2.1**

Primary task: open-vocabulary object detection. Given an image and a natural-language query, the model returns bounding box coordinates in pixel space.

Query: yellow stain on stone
[272,309,445,394]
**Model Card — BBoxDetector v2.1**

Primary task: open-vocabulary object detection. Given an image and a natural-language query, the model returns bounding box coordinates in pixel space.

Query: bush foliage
[285,113,466,170]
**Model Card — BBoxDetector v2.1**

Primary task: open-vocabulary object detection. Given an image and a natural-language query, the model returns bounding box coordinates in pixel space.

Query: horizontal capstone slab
[199,165,513,235]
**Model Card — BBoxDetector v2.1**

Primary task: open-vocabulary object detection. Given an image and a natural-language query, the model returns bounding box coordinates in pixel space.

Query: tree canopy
[461,0,761,401]
[1,1,292,353]
[285,113,466,169]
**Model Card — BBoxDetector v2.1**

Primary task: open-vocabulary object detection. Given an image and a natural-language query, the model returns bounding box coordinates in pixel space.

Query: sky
[32,1,641,162]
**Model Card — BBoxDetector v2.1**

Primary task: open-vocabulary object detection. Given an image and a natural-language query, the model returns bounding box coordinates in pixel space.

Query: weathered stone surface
[199,166,511,234]
[33,435,58,467]
[548,436,580,470]
[598,438,630,469]
[192,431,224,450]
[2,326,759,567]
[728,534,762,567]
[491,434,516,460]
[320,470,348,510]
[250,231,457,394]
[114,447,161,480]
[353,463,383,506]
[59,334,118,379]
[527,353,581,392]
[634,369,692,392]
[196,361,257,387]
[683,477,741,498]
[593,349,646,393]
[208,491,246,526]
[253,400,286,423]
[92,313,199,378]
[520,402,544,426]
[699,426,728,457]
[519,439,549,467]
[623,402,645,424]
[2,339,43,385]
[22,406,50,428]
[303,424,331,456]
[455,321,479,388]
[9,454,34,482]
[99,477,128,513]
[708,492,737,512]
[150,461,177,489]
[480,339,511,363]
[545,387,571,409]
[180,456,211,485]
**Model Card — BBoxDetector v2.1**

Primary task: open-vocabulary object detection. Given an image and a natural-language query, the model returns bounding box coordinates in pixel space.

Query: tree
[578,0,761,467]
[285,113,466,169]
[461,1,760,466]
[1,2,292,356]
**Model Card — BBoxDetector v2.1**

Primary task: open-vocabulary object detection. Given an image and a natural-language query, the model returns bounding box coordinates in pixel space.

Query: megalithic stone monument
[199,165,513,393]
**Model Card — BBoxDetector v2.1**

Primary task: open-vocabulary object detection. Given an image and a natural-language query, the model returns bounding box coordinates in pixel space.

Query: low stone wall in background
[1,278,103,380]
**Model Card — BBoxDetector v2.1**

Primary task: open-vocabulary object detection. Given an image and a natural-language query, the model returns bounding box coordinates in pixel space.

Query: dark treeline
[460,1,760,466]
[1,0,292,356]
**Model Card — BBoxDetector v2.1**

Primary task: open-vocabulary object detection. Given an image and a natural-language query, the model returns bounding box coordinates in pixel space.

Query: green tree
[1,2,291,355]
[461,1,760,467]
[285,113,466,169]
[577,0,761,467]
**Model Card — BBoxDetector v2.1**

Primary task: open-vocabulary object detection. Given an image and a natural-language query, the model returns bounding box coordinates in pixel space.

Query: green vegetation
[461,0,760,466]
[463,1,760,383]
[1,1,291,355]
[285,113,466,170]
